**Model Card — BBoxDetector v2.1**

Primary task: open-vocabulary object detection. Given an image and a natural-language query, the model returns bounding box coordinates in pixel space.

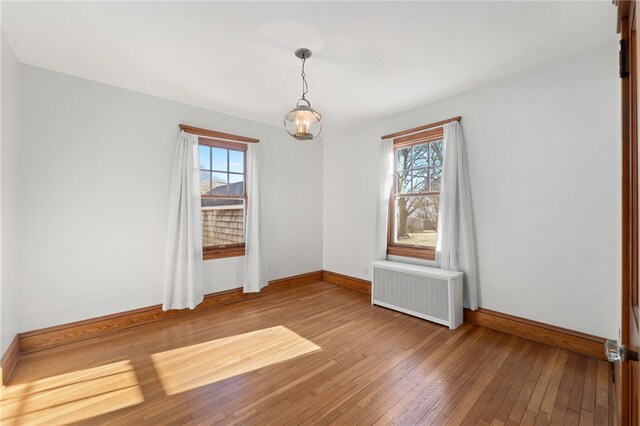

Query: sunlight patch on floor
[151,325,321,395]
[0,360,143,425]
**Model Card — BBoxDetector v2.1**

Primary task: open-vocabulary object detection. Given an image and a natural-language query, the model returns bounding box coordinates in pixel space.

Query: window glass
[199,145,211,170]
[198,143,247,251]
[212,147,227,171]
[392,140,442,248]
[229,150,244,173]
[200,171,211,195]
[394,195,440,247]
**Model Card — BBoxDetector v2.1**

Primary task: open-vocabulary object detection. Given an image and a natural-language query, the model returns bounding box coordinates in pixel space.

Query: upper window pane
[229,150,244,174]
[412,168,428,193]
[397,147,411,171]
[229,173,244,195]
[211,172,228,194]
[200,171,211,195]
[397,170,411,194]
[430,167,442,192]
[430,140,443,167]
[412,144,428,168]
[212,147,228,172]
[199,145,211,170]
[395,140,443,195]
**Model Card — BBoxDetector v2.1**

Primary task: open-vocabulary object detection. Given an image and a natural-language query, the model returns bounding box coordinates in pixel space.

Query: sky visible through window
[199,145,245,196]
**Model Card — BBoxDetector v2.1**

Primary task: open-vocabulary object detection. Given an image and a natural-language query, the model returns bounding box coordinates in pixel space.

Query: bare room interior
[0,1,639,425]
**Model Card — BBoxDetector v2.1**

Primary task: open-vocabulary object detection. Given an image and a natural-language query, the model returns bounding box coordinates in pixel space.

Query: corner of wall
[1,30,21,358]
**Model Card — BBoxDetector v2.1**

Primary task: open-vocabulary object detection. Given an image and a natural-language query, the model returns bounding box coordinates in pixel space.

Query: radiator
[371,260,464,329]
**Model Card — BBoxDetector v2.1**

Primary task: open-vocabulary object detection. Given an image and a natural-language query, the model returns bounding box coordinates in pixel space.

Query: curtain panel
[375,139,394,260]
[163,131,204,310]
[436,121,479,310]
[243,143,268,292]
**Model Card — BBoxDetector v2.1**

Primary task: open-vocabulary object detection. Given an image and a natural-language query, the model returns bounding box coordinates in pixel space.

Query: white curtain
[436,121,479,310]
[375,139,394,260]
[163,131,204,310]
[243,144,268,293]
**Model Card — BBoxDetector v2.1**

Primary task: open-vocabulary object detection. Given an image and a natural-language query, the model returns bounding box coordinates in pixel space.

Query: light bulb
[295,119,310,136]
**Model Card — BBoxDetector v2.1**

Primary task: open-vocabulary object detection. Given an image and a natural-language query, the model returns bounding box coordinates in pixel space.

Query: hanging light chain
[300,56,309,102]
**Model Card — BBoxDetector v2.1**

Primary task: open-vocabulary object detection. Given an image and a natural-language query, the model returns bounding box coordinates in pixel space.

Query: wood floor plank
[481,343,542,423]
[302,325,478,422]
[524,348,560,416]
[385,327,497,425]
[579,408,594,426]
[369,326,486,425]
[0,282,612,426]
[595,360,610,409]
[540,350,570,416]
[506,345,551,423]
[441,335,518,425]
[417,332,510,425]
[462,340,536,424]
[549,352,579,425]
[564,409,581,426]
[580,358,598,413]
[320,328,454,425]
[567,356,588,413]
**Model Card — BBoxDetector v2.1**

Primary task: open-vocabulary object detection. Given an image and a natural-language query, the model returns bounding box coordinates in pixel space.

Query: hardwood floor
[1,282,614,425]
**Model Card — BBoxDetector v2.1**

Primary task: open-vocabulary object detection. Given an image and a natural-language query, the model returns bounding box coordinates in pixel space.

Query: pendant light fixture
[284,48,322,140]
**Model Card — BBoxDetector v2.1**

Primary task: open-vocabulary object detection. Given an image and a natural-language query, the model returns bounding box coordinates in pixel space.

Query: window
[198,139,247,260]
[388,127,443,260]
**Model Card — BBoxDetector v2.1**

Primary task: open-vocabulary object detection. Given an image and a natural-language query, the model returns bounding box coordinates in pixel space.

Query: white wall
[8,38,622,341]
[323,42,621,339]
[1,32,20,356]
[18,65,323,332]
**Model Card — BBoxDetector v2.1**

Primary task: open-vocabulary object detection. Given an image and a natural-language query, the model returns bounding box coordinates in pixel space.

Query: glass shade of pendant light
[284,48,322,140]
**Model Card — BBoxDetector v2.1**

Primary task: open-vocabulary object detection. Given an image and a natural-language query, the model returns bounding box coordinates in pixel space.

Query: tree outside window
[392,139,443,249]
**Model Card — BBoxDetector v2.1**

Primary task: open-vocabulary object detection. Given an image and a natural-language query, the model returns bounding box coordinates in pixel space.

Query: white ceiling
[2,1,618,129]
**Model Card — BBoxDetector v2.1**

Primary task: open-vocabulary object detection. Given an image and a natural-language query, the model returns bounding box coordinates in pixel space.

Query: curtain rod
[381,116,461,140]
[179,124,260,143]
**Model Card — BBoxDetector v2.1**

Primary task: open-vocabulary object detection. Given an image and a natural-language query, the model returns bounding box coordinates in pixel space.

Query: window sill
[387,244,436,261]
[203,245,245,260]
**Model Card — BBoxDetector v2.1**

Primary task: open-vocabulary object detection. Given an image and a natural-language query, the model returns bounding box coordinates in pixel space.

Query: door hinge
[620,39,630,78]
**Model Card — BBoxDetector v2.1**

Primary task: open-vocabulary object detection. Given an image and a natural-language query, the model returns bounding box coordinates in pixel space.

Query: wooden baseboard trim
[19,270,323,353]
[322,270,372,294]
[16,268,609,362]
[1,335,19,386]
[321,270,607,360]
[464,308,607,360]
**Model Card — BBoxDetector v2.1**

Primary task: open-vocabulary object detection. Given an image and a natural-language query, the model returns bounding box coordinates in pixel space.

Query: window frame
[198,137,248,260]
[387,127,444,261]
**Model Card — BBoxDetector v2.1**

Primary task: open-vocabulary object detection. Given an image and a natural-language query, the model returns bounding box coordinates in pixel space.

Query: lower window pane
[201,199,245,247]
[394,195,439,247]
